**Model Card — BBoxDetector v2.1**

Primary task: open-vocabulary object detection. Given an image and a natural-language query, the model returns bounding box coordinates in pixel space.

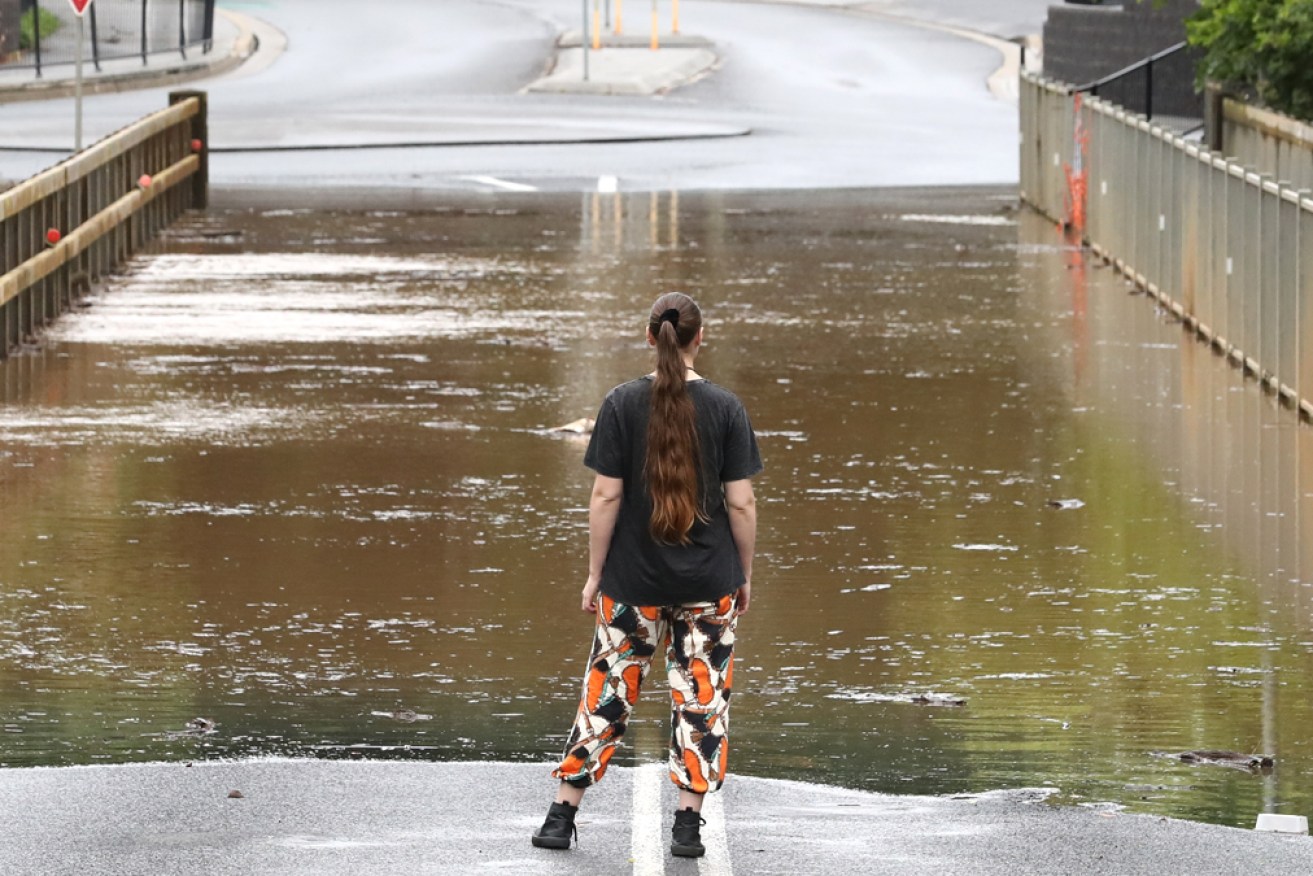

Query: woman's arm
[582,474,624,612]
[724,478,757,614]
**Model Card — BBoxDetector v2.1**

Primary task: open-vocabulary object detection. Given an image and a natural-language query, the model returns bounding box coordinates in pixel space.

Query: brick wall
[1042,0,1203,118]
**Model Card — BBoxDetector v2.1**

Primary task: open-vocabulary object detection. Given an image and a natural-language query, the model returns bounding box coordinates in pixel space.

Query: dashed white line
[632,762,665,876]
[465,175,538,192]
[699,789,734,876]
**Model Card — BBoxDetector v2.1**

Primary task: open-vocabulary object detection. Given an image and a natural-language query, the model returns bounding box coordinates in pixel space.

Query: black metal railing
[7,0,214,77]
[1073,41,1201,121]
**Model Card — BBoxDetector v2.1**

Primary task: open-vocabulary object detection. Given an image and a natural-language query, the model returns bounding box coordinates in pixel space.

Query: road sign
[69,0,93,16]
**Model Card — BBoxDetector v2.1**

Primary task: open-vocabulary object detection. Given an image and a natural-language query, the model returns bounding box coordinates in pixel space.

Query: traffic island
[527,31,717,96]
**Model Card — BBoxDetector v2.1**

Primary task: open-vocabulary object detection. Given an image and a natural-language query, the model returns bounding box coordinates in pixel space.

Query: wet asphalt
[2,760,1312,875]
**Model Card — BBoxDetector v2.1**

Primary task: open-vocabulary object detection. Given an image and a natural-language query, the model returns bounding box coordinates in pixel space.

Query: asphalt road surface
[0,0,1051,192]
[3,760,1313,875]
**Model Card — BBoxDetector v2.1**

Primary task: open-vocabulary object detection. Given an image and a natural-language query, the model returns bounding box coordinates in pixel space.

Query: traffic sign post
[69,0,94,150]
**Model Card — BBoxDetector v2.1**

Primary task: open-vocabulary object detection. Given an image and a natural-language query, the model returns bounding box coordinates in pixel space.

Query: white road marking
[632,762,665,876]
[699,790,734,876]
[465,175,538,192]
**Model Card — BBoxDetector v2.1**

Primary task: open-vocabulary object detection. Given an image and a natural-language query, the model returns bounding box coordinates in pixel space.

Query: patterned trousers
[552,592,738,793]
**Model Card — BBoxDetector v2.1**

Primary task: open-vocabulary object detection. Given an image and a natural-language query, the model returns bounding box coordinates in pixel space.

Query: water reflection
[1,189,1311,829]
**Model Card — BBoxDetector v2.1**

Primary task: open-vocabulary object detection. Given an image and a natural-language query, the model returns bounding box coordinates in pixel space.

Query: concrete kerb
[0,9,258,105]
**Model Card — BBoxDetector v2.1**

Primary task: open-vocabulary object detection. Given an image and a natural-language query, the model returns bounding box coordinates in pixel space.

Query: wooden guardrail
[0,90,208,358]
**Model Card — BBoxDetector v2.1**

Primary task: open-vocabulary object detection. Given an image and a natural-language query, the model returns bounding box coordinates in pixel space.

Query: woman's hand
[735,580,751,616]
[581,574,601,613]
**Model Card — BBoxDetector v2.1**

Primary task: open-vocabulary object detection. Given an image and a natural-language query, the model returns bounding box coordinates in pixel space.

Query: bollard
[1255,814,1308,835]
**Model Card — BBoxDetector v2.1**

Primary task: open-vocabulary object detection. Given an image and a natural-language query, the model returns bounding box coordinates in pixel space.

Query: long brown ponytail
[645,293,704,544]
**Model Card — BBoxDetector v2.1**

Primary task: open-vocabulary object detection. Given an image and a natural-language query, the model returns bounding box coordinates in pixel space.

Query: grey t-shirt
[583,376,763,607]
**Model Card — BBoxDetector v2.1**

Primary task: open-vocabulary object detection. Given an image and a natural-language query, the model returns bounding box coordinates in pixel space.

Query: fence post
[170,89,208,209]
[1145,57,1154,121]
[140,0,148,64]
[177,0,186,59]
[89,3,101,71]
[32,0,41,77]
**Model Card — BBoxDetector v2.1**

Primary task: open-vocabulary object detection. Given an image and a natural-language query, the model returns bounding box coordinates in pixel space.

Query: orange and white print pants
[552,592,738,793]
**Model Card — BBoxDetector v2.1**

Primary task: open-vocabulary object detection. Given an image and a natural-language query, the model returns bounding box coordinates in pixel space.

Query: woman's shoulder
[691,379,750,411]
[605,377,653,398]
[599,377,654,410]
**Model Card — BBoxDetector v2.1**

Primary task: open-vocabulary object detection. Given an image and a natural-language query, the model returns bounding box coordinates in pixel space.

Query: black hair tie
[660,308,680,329]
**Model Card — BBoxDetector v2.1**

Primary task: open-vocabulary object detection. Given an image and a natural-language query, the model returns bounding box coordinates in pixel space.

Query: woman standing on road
[531,292,762,859]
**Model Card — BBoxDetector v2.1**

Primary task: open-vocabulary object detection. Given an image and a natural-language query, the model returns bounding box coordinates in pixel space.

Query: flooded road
[2,188,1312,830]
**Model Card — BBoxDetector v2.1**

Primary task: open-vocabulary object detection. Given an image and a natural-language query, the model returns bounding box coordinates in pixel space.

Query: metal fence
[1219,97,1313,192]
[0,90,207,358]
[1020,71,1313,421]
[7,0,214,76]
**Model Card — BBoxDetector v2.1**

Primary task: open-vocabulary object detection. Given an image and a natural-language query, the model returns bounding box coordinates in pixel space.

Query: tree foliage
[1188,0,1313,120]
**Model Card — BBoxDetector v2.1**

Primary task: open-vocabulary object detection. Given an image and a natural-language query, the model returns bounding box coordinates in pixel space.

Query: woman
[532,292,762,858]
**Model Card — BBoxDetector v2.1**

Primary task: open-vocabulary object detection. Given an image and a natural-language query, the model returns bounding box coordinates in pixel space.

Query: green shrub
[1188,0,1313,121]
[19,8,62,51]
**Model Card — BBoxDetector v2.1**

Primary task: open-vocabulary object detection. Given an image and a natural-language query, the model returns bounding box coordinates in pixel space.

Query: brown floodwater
[2,188,1312,829]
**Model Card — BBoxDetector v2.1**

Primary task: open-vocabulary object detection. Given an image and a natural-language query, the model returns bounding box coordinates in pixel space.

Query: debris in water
[545,418,595,434]
[908,693,967,707]
[371,709,432,723]
[827,690,966,707]
[1154,750,1274,772]
[1046,499,1086,510]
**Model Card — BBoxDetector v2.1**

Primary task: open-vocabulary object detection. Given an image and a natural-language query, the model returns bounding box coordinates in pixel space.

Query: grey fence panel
[1277,190,1300,398]
[1197,149,1217,338]
[1259,177,1280,380]
[1238,172,1261,367]
[1020,76,1033,202]
[1146,125,1162,295]
[1114,107,1132,266]
[1086,101,1104,245]
[1225,168,1247,355]
[1301,197,1313,413]
[1176,135,1197,316]
[1162,129,1177,302]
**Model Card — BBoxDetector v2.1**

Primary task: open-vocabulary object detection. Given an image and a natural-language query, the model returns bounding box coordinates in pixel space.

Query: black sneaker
[531,801,579,850]
[671,807,707,858]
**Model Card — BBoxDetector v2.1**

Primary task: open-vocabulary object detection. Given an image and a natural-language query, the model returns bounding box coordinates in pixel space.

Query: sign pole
[75,13,84,149]
[581,0,589,81]
[68,0,95,151]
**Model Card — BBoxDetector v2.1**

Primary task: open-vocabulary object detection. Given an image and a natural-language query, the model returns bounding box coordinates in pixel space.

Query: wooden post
[171,90,208,209]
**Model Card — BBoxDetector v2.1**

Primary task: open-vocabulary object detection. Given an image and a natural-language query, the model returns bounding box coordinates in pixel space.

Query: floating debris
[1046,498,1085,510]
[827,690,966,707]
[544,418,595,434]
[908,693,967,707]
[1154,750,1274,772]
[371,709,433,723]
